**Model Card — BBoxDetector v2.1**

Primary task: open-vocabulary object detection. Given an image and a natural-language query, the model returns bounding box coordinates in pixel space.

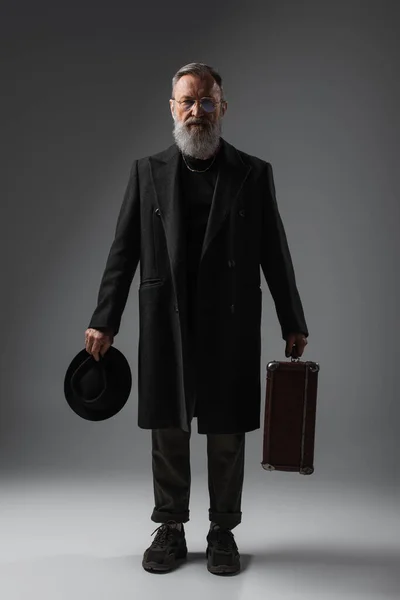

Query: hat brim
[64,347,132,421]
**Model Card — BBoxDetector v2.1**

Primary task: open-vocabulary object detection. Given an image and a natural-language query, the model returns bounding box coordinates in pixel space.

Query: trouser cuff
[151,508,190,524]
[208,510,242,530]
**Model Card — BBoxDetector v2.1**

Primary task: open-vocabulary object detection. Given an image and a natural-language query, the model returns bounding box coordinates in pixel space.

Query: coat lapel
[149,137,252,295]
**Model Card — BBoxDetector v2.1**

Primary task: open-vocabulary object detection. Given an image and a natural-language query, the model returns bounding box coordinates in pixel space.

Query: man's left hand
[284,332,308,358]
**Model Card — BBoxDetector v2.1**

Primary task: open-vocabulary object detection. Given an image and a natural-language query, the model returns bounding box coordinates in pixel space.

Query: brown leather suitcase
[261,357,320,475]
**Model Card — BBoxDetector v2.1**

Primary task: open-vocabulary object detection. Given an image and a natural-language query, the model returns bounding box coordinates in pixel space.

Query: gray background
[1,0,399,497]
[2,2,399,598]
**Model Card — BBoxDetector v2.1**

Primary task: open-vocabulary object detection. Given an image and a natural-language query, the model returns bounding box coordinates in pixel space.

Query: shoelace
[150,521,180,548]
[211,528,236,552]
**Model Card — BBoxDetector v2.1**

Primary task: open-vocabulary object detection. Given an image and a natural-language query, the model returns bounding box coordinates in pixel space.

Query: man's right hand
[85,328,114,361]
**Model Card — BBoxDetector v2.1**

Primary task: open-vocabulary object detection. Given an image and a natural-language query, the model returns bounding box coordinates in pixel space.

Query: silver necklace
[182,151,216,172]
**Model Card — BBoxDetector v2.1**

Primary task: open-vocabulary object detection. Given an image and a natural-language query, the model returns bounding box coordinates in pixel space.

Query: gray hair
[171,62,225,101]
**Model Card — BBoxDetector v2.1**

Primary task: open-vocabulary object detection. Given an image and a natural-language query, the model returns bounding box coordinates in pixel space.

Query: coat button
[174,304,179,313]
[239,209,245,217]
[155,208,161,216]
[228,259,236,268]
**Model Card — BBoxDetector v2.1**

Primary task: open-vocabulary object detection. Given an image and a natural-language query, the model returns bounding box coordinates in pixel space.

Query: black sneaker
[206,525,241,574]
[142,520,188,572]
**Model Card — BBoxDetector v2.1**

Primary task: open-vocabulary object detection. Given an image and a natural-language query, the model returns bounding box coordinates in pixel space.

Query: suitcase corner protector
[261,462,275,470]
[266,361,280,371]
[299,466,314,475]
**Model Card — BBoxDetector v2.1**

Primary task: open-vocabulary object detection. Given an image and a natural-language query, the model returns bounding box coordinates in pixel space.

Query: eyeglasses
[171,97,223,113]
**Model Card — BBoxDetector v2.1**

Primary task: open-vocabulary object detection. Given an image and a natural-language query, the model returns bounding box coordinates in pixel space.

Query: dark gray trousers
[150,427,245,531]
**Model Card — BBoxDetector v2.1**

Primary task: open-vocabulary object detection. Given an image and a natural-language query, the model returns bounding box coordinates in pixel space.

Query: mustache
[185,119,209,126]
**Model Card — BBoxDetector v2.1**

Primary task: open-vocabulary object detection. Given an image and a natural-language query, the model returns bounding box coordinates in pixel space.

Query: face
[169,73,227,160]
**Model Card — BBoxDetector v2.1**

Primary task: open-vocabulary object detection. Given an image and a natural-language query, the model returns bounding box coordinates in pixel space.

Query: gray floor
[1,475,398,599]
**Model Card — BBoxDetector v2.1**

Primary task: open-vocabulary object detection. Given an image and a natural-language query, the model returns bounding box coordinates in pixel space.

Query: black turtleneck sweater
[179,147,221,338]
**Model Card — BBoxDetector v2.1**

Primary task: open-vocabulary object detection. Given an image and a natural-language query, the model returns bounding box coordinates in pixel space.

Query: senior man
[85,62,309,575]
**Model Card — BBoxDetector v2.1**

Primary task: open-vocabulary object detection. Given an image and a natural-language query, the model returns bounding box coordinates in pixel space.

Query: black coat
[88,137,308,434]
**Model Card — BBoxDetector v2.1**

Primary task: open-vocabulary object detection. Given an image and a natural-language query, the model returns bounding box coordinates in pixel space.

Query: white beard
[172,112,223,160]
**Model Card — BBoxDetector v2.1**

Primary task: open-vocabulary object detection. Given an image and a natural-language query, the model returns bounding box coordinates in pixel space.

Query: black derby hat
[64,347,132,421]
